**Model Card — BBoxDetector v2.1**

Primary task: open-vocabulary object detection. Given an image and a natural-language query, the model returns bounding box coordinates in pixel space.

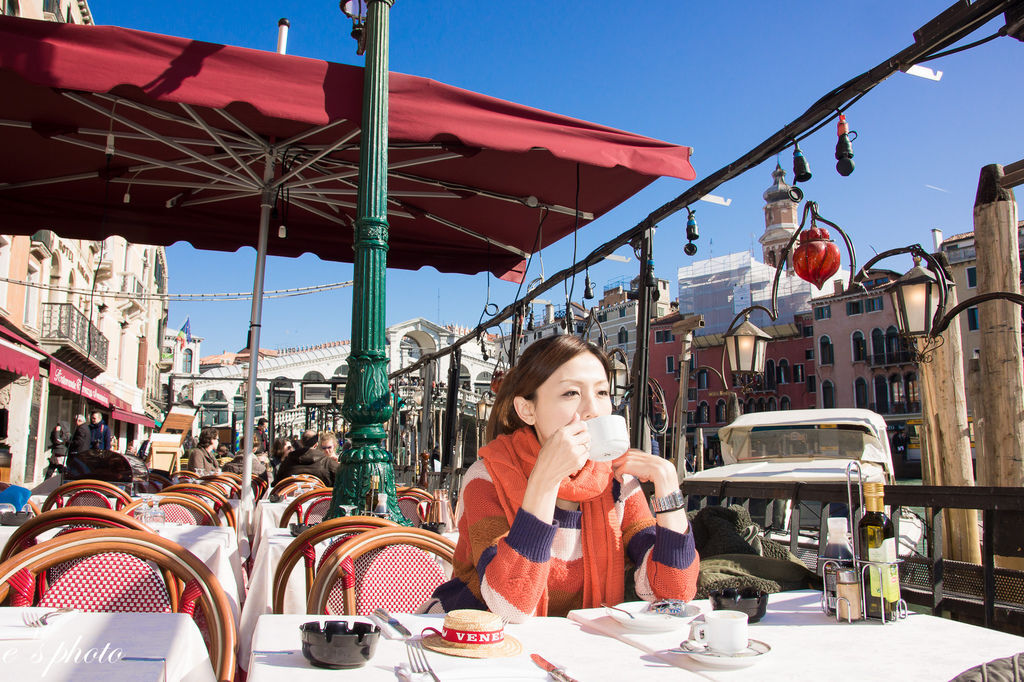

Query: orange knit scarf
[480,427,625,615]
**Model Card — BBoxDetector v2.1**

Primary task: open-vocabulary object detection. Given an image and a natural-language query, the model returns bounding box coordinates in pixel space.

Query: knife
[531,653,580,682]
[372,608,412,638]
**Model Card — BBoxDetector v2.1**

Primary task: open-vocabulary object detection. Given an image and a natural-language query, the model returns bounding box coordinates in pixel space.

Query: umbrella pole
[237,156,275,538]
[330,0,407,524]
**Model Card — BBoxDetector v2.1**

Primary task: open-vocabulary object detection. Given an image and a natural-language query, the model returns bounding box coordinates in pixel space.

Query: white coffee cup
[688,610,749,654]
[584,414,630,462]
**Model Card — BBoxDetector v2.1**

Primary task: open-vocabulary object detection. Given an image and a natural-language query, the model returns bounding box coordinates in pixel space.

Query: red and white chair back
[39,551,172,613]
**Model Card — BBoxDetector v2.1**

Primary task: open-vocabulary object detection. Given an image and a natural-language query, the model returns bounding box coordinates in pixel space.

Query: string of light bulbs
[0,276,353,302]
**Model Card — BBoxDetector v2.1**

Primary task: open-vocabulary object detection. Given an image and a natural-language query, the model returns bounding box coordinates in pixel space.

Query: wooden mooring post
[973,163,1024,571]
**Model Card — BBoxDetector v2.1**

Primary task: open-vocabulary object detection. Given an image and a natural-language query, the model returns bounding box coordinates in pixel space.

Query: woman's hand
[520,414,590,523]
[530,413,591,490]
[611,449,679,498]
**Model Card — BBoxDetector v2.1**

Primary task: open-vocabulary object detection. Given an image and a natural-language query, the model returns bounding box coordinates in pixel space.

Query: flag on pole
[176,317,190,349]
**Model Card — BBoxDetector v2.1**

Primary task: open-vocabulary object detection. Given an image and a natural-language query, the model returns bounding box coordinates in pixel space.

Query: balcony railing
[41,302,109,369]
[870,350,914,367]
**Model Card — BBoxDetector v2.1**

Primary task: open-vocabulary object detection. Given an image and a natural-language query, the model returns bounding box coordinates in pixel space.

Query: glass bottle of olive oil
[857,482,901,620]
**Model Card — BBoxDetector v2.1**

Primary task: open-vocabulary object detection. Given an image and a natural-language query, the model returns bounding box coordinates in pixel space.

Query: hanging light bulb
[835,114,856,176]
[684,207,699,256]
[792,142,812,182]
[685,208,699,242]
[584,271,595,299]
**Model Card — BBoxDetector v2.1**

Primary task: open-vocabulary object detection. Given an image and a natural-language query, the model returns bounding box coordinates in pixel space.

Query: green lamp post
[328,0,409,524]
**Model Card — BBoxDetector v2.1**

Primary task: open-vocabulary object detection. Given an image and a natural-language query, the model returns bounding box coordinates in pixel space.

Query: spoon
[601,602,635,619]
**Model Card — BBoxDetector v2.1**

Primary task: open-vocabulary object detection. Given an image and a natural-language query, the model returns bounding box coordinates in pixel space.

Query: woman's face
[515,351,612,445]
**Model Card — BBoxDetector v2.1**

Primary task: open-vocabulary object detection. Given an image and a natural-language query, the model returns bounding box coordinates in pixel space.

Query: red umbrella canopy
[0,17,695,282]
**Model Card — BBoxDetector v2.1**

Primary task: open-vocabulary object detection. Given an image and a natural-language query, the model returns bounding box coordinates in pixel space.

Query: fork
[21,608,74,628]
[406,641,441,682]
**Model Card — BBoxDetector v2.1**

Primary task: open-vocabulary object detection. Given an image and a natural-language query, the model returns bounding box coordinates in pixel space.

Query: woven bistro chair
[0,507,150,563]
[250,475,269,501]
[160,484,237,528]
[271,516,398,614]
[123,493,222,527]
[307,526,455,616]
[201,475,241,499]
[396,486,433,527]
[42,479,132,512]
[278,487,335,528]
[0,529,236,682]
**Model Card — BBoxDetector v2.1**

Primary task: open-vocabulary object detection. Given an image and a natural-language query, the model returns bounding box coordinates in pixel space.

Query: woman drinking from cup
[430,335,698,621]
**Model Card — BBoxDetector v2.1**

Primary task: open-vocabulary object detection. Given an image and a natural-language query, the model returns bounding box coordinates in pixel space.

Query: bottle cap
[863,481,884,498]
[837,569,858,583]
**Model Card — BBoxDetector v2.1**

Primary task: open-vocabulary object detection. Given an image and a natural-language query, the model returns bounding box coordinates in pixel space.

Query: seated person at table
[186,428,221,473]
[276,429,338,485]
[221,450,269,479]
[430,335,698,622]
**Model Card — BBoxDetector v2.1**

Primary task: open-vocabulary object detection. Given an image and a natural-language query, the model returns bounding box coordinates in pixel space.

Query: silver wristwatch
[650,489,686,514]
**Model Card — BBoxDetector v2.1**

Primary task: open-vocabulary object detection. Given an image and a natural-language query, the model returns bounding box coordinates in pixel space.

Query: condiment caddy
[819,461,908,624]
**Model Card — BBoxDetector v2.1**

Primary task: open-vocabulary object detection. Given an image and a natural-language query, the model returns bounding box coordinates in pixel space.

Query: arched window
[715,399,726,423]
[852,331,866,362]
[854,378,868,409]
[765,359,777,389]
[303,370,325,382]
[746,398,755,414]
[778,359,790,384]
[697,369,708,390]
[333,364,349,382]
[617,327,629,345]
[819,336,834,365]
[756,398,766,412]
[885,326,901,363]
[201,390,227,404]
[697,401,709,424]
[871,328,885,364]
[181,349,193,374]
[767,397,777,411]
[889,373,905,408]
[475,371,493,393]
[874,375,889,413]
[822,380,835,408]
[780,396,791,410]
[905,372,919,409]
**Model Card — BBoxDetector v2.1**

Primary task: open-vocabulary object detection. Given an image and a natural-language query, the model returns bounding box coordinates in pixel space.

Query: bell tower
[758,164,799,269]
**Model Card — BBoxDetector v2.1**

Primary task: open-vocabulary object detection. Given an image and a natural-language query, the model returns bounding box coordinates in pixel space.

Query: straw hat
[420,609,521,658]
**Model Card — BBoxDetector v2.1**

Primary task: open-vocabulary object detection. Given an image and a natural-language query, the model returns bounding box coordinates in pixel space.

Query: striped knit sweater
[431,460,699,622]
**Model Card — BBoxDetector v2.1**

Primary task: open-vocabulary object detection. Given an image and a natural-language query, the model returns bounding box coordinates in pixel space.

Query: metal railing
[40,302,108,368]
[681,479,1024,633]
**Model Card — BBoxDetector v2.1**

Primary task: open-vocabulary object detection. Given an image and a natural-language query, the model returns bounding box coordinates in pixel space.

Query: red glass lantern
[793,225,841,288]
[490,369,505,394]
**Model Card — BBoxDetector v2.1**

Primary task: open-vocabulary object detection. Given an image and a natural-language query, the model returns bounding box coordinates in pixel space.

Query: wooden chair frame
[306,526,456,615]
[396,486,434,526]
[200,475,241,499]
[271,475,324,496]
[123,493,221,527]
[277,487,335,528]
[0,529,236,682]
[42,479,132,512]
[159,484,237,528]
[271,516,397,614]
[0,507,150,563]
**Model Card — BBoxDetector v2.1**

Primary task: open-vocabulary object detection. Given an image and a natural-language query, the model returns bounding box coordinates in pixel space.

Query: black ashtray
[421,521,445,534]
[300,621,380,669]
[0,511,32,526]
[290,523,313,537]
[709,588,769,623]
[269,493,281,503]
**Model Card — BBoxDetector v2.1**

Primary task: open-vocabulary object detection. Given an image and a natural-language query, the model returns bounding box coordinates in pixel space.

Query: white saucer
[671,639,771,669]
[604,601,701,632]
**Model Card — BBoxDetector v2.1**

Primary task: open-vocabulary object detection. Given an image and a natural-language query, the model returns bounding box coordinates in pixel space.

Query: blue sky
[93,1,1023,355]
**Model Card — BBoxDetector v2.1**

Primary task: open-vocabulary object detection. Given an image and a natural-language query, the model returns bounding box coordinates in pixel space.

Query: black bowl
[300,621,380,669]
[709,588,769,623]
[290,523,313,537]
[0,511,32,526]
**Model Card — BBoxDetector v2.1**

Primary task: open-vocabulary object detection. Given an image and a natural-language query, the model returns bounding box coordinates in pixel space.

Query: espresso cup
[584,414,630,462]
[688,610,748,654]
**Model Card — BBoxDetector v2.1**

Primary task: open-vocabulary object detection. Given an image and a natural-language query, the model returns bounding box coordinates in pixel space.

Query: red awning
[0,17,696,282]
[0,341,40,379]
[47,358,111,407]
[112,407,155,428]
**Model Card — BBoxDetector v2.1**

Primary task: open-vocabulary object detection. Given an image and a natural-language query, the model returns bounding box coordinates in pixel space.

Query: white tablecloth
[0,524,244,631]
[242,592,1024,680]
[250,500,290,555]
[0,608,215,681]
